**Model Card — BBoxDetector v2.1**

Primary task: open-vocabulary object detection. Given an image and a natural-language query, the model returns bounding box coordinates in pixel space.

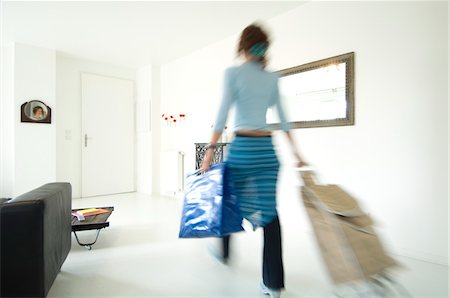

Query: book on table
[72,208,109,221]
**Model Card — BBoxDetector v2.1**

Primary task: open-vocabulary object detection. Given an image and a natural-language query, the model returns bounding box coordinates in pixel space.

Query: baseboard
[386,244,449,267]
[160,191,183,200]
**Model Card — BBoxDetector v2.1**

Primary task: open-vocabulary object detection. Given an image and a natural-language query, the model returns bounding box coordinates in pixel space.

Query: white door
[81,73,135,198]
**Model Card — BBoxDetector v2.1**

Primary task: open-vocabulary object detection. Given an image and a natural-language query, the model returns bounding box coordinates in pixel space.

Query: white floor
[48,193,448,298]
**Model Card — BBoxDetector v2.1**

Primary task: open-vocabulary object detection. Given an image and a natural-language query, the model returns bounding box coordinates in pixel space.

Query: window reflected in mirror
[268,52,354,129]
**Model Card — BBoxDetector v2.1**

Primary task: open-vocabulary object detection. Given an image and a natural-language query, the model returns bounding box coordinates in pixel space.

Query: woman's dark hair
[237,24,270,62]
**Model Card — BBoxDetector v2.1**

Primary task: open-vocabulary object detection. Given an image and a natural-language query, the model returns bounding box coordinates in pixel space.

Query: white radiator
[161,150,185,197]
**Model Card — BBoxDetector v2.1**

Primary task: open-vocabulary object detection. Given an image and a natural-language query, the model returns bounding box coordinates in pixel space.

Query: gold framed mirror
[268,52,354,129]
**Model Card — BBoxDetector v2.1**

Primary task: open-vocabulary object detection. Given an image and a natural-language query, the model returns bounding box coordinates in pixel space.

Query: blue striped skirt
[226,136,280,229]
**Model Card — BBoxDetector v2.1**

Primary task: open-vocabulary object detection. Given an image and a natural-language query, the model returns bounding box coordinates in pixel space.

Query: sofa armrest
[1,182,72,297]
[41,183,72,293]
[0,200,45,297]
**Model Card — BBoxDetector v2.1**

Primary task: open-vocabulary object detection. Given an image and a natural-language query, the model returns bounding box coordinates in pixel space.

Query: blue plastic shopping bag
[178,163,244,238]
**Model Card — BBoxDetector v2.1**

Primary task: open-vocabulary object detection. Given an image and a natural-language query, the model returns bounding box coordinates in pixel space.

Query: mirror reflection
[268,52,354,129]
[24,101,49,121]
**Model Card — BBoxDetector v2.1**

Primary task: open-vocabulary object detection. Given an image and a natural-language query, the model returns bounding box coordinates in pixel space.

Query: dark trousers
[222,216,285,289]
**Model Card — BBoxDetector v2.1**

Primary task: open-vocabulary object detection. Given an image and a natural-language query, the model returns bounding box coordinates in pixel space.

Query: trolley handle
[295,166,318,186]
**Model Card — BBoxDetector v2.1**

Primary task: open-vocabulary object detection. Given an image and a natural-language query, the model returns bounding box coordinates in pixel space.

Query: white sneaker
[260,281,281,298]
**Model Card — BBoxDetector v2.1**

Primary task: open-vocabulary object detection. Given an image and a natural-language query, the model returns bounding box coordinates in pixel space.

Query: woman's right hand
[200,148,213,172]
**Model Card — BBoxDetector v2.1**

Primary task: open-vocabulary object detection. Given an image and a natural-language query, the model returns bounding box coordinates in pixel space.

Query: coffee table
[71,207,114,250]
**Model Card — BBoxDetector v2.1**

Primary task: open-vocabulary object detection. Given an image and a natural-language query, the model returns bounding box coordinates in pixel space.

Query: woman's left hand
[298,160,309,168]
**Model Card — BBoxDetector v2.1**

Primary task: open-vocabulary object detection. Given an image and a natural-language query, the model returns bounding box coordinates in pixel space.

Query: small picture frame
[21,100,52,124]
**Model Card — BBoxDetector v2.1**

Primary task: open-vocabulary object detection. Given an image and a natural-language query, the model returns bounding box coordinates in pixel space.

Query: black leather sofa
[0,183,72,297]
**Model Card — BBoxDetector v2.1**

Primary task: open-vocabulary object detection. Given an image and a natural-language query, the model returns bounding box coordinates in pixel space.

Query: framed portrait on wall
[21,100,52,124]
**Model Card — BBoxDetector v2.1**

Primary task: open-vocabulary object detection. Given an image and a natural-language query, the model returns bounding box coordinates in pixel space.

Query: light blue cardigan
[213,61,290,132]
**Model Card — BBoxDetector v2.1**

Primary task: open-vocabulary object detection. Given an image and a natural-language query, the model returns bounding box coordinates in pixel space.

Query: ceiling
[1,1,304,68]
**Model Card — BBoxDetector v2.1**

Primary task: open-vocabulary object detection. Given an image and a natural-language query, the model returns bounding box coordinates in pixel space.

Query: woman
[201,24,307,298]
[32,106,45,120]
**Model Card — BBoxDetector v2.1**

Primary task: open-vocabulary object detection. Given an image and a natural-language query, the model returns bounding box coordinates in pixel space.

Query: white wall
[136,65,152,194]
[160,1,448,265]
[135,64,162,195]
[151,65,161,195]
[13,43,56,196]
[160,36,238,180]
[0,43,15,197]
[447,2,449,291]
[55,54,135,198]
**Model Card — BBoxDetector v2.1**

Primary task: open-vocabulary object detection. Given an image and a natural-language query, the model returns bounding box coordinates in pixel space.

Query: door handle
[84,134,91,147]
